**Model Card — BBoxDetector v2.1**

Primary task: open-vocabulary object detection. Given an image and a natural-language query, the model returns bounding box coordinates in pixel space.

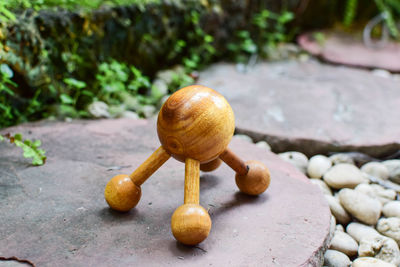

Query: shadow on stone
[168,240,208,259]
[210,192,269,219]
[199,174,220,192]
[97,207,141,223]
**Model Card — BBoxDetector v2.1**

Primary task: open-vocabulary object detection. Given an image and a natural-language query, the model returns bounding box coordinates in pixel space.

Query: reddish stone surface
[298,31,400,72]
[0,119,330,266]
[197,60,400,157]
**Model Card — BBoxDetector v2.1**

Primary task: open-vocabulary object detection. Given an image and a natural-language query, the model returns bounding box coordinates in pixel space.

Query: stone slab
[0,118,330,266]
[298,31,400,72]
[197,60,400,157]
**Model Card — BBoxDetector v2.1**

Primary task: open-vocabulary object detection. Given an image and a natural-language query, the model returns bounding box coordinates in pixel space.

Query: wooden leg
[104,146,170,212]
[129,146,171,186]
[219,148,248,175]
[220,148,271,196]
[171,158,212,245]
[184,158,200,204]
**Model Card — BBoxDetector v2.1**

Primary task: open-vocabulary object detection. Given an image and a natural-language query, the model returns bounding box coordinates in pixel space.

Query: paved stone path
[198,60,400,157]
[0,118,330,266]
[298,31,400,72]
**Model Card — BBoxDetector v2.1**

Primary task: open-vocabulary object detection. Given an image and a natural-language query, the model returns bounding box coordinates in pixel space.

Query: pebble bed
[234,134,400,267]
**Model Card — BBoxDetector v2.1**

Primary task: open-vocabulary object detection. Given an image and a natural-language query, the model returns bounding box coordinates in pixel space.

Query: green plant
[0,133,46,165]
[252,9,294,57]
[0,64,17,124]
[59,77,89,117]
[96,60,152,106]
[343,0,400,39]
[227,9,294,62]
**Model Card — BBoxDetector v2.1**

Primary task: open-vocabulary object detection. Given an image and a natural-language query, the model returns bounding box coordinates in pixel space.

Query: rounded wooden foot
[171,204,212,245]
[235,160,271,196]
[104,174,141,212]
[200,158,222,172]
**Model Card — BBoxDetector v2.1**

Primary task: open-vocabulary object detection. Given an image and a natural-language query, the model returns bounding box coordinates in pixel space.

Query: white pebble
[361,162,389,180]
[234,134,253,143]
[377,217,400,246]
[358,236,400,266]
[255,141,271,151]
[338,189,382,225]
[355,183,396,205]
[382,160,400,184]
[352,257,396,267]
[329,153,355,165]
[372,69,392,78]
[329,230,358,256]
[383,201,400,218]
[325,195,351,225]
[88,101,110,118]
[323,249,351,267]
[323,163,367,189]
[346,222,381,242]
[307,155,332,179]
[278,151,308,174]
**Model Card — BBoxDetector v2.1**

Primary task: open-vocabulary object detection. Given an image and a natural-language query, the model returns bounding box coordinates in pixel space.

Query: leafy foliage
[0,1,295,129]
[343,0,400,39]
[0,133,46,165]
[227,9,294,62]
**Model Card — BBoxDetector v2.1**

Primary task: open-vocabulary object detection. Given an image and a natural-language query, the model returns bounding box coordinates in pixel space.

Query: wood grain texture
[104,174,141,212]
[157,85,235,163]
[129,146,170,186]
[171,204,212,246]
[184,158,200,204]
[235,160,271,196]
[219,148,248,176]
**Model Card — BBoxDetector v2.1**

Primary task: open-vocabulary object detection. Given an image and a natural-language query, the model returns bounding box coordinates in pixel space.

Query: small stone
[372,69,392,78]
[152,79,169,98]
[255,141,271,151]
[329,153,355,165]
[279,151,308,173]
[377,217,400,245]
[382,160,400,184]
[120,111,139,119]
[156,69,175,84]
[122,93,141,111]
[233,134,253,143]
[307,155,332,179]
[358,236,400,266]
[87,101,110,118]
[140,105,156,118]
[383,201,400,218]
[336,224,344,232]
[352,257,396,267]
[325,195,351,224]
[361,162,390,180]
[370,184,396,203]
[310,179,332,196]
[338,189,382,225]
[323,163,367,189]
[329,230,358,256]
[323,249,351,267]
[329,215,336,242]
[355,183,396,205]
[108,105,125,118]
[346,222,381,242]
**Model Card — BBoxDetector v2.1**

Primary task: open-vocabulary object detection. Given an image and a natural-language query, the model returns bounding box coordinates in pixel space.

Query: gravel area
[235,134,400,267]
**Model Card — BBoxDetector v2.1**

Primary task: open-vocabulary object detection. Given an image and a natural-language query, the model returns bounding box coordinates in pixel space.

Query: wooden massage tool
[104,85,271,245]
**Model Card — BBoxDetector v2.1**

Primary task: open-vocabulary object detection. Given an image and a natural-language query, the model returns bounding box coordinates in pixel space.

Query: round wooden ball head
[104,85,271,245]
